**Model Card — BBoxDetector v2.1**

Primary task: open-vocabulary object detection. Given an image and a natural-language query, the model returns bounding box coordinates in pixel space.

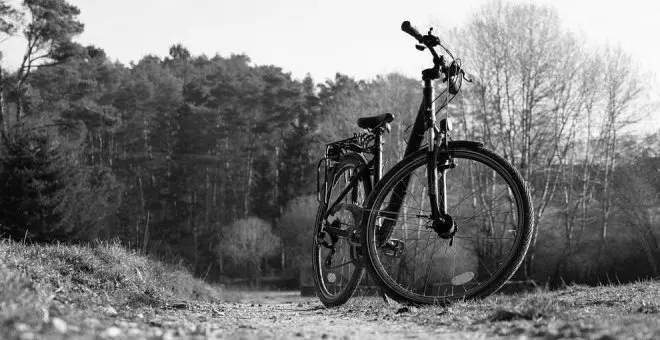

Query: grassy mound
[0,239,222,328]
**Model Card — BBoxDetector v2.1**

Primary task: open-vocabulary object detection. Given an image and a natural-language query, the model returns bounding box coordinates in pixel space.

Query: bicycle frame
[321,76,447,230]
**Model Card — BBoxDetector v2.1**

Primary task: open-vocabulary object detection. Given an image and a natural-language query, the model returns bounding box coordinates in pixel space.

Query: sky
[1,0,659,130]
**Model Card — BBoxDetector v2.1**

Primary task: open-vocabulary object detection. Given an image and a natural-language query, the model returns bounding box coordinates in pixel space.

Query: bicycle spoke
[448,181,511,213]
[422,237,441,295]
[327,260,354,270]
[453,236,515,240]
[455,200,513,224]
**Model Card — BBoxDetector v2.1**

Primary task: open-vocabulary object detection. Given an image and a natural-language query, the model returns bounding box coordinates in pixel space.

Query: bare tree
[551,53,604,283]
[595,46,647,261]
[458,1,588,278]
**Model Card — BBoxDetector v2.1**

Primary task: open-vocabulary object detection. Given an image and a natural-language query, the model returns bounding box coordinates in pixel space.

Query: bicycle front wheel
[362,143,533,305]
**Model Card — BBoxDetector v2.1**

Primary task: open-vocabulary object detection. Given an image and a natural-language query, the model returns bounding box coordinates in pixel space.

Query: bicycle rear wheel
[313,153,371,307]
[362,143,533,305]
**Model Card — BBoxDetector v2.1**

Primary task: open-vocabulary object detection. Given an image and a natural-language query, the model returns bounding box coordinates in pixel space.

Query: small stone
[83,318,101,328]
[161,330,176,340]
[127,328,143,336]
[14,323,30,332]
[395,307,410,314]
[105,306,118,316]
[101,327,122,338]
[19,332,35,340]
[51,318,67,333]
[489,309,527,322]
[194,324,209,335]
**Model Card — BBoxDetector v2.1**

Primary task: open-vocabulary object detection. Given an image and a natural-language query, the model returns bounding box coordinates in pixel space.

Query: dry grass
[332,280,660,339]
[0,239,223,337]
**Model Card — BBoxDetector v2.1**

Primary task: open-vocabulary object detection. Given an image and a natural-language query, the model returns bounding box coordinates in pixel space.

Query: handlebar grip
[401,21,423,42]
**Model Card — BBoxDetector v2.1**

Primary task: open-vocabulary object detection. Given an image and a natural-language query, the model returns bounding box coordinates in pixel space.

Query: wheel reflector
[451,272,475,286]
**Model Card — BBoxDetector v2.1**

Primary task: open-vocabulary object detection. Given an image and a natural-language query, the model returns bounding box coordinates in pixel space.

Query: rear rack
[316,132,374,203]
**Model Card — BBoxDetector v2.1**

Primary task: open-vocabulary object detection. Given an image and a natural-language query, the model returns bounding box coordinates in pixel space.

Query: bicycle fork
[377,79,456,247]
[425,79,442,222]
[425,81,456,239]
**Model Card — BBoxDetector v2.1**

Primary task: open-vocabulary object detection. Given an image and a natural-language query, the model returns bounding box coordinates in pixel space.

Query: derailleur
[319,203,364,267]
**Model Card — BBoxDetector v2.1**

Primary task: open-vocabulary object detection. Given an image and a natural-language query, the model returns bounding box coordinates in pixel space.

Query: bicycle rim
[363,146,532,305]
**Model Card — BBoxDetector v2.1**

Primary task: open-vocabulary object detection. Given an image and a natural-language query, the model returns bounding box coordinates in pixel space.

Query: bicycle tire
[313,153,372,307]
[361,143,533,305]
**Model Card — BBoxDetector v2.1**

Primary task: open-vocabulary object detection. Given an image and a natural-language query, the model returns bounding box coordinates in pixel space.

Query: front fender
[446,140,484,149]
[402,140,485,162]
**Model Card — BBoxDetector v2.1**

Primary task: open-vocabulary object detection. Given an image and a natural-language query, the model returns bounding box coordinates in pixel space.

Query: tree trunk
[0,68,7,139]
[243,116,255,218]
[142,210,150,253]
[190,190,198,270]
[138,174,145,250]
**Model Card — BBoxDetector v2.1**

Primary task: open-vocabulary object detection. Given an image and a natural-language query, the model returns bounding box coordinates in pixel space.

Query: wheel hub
[431,214,457,239]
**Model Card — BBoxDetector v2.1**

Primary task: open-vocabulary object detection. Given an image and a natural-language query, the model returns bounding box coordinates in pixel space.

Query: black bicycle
[313,21,534,306]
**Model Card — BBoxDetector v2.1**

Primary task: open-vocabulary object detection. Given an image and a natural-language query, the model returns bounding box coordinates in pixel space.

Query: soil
[9,282,660,339]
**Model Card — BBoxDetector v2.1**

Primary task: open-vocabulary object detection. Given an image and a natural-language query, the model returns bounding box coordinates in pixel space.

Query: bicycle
[313,21,534,306]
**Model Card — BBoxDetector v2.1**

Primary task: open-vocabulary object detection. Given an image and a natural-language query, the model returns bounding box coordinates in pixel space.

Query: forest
[0,0,658,288]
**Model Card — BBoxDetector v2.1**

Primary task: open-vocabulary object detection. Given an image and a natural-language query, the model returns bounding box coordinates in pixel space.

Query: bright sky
[1,0,659,130]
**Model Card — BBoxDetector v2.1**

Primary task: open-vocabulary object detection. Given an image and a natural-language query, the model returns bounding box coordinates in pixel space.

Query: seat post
[374,128,383,184]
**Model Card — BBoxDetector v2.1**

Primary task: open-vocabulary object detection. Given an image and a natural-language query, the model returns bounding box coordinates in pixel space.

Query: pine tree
[0,131,72,241]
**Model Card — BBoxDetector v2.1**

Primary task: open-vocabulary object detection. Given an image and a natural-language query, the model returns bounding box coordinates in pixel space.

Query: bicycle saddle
[357,113,395,129]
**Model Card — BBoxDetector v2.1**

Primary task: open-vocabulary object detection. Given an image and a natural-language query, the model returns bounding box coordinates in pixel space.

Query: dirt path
[13,291,484,339]
[10,283,660,339]
[180,295,481,339]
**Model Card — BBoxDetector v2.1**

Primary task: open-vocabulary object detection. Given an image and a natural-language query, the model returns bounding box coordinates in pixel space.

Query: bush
[216,217,280,282]
[278,195,318,273]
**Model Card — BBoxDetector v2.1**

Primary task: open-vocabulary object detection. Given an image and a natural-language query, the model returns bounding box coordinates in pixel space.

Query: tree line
[0,0,658,287]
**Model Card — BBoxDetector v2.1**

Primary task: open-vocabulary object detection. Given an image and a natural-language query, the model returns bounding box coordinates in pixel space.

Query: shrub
[216,217,280,282]
[277,195,318,273]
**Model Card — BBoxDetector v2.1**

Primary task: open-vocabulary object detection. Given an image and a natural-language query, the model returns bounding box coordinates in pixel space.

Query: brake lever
[463,73,473,83]
[420,28,441,47]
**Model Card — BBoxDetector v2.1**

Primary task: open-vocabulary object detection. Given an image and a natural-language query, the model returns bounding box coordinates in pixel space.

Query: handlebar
[401,21,423,42]
[401,20,472,88]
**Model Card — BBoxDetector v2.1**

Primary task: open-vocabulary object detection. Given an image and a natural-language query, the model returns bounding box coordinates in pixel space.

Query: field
[1,240,659,339]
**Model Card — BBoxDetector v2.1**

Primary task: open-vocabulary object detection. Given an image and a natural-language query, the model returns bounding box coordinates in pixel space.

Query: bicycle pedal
[382,239,405,258]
